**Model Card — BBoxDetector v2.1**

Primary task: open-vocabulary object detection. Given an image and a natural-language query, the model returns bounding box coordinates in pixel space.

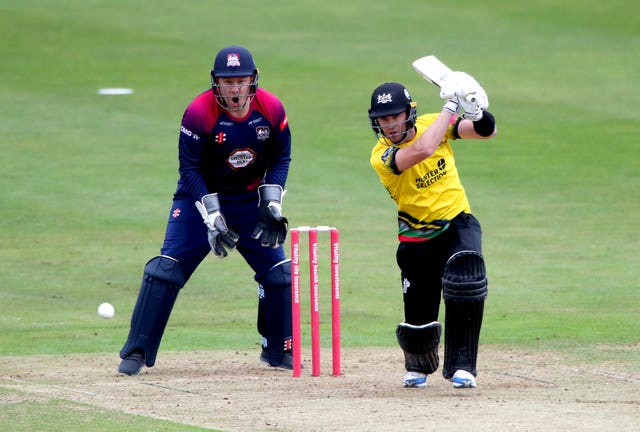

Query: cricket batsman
[366,70,497,388]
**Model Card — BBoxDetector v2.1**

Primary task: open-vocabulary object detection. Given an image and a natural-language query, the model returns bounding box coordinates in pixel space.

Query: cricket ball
[98,302,115,319]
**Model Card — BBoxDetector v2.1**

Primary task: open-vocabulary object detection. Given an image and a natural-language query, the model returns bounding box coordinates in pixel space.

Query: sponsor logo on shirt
[227,148,257,170]
[415,158,447,189]
[180,125,200,140]
[215,132,227,144]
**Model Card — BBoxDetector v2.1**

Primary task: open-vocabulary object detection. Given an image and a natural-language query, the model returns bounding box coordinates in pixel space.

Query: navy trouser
[120,191,290,366]
[396,212,482,325]
[162,192,286,281]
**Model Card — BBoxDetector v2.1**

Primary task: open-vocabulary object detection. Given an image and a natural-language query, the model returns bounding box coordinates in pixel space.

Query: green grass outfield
[1,0,638,430]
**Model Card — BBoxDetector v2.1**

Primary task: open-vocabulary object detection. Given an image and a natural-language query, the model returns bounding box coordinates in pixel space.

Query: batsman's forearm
[456,110,497,139]
[395,111,454,172]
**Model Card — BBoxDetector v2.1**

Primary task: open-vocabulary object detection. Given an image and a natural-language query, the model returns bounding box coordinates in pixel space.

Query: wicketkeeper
[367,70,497,388]
[118,46,294,375]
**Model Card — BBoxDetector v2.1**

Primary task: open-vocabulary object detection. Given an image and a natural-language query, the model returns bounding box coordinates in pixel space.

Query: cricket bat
[412,55,476,103]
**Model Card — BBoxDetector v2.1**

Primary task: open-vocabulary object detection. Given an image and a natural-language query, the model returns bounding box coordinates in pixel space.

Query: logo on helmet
[226,53,241,68]
[377,93,393,104]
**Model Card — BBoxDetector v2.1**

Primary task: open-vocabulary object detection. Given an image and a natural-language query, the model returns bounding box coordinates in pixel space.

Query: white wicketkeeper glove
[195,193,239,258]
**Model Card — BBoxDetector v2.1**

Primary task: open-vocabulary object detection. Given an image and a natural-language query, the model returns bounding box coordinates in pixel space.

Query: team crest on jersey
[256,126,270,141]
[227,148,257,170]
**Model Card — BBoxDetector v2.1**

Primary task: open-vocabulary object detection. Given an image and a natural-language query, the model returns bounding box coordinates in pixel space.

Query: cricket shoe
[452,369,476,388]
[260,348,296,371]
[403,371,427,388]
[118,350,145,376]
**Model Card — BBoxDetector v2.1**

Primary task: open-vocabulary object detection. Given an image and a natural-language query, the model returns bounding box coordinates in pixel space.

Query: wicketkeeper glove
[195,193,239,258]
[251,184,288,248]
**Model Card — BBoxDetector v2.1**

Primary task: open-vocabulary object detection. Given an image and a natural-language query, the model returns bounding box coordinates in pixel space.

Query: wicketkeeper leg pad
[256,260,292,366]
[396,321,442,374]
[442,250,487,379]
[120,255,185,367]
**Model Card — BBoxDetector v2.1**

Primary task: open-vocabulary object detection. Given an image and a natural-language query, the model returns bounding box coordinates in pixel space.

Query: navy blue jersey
[175,87,291,200]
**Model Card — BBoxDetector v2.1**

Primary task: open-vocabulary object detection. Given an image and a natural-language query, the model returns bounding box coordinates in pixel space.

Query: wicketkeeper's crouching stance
[367,57,497,388]
[118,46,294,376]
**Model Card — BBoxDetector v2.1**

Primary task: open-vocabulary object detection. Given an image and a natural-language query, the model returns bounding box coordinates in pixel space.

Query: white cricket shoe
[403,371,427,388]
[452,369,476,388]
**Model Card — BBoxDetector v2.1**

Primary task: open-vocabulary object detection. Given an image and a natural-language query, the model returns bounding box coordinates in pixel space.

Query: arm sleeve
[371,145,401,175]
[264,116,291,187]
[259,91,291,188]
[177,104,211,202]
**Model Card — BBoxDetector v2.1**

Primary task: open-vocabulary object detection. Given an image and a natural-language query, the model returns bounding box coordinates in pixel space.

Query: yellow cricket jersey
[370,113,471,241]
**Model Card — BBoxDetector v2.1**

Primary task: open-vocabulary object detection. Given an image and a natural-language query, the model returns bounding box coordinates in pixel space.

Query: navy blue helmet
[210,46,259,110]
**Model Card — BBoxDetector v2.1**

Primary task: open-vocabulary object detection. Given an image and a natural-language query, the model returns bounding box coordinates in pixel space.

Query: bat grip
[464,93,477,103]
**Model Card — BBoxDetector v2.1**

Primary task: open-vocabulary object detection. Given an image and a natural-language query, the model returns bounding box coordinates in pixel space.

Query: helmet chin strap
[396,130,409,144]
[391,126,415,145]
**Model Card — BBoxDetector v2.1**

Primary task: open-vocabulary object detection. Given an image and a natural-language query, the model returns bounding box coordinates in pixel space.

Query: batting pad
[396,321,441,374]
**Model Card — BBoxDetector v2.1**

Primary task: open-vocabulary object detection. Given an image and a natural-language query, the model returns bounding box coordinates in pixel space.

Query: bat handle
[464,93,477,103]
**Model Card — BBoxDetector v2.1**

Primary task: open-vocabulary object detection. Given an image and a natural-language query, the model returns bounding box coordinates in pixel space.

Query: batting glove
[443,98,460,115]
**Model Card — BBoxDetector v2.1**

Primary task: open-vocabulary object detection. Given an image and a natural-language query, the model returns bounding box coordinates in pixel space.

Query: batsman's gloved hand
[442,98,460,115]
[251,184,288,248]
[459,96,484,121]
[439,75,462,116]
[439,72,460,100]
[440,71,489,120]
[452,71,489,121]
[195,193,239,258]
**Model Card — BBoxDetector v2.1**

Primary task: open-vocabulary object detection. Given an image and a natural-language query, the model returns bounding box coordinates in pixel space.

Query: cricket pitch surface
[2,347,638,431]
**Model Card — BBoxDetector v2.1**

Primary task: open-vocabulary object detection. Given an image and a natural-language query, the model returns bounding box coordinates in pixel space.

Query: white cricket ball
[98,302,115,319]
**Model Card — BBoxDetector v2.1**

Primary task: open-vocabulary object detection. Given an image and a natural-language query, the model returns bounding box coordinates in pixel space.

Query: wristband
[452,117,463,139]
[472,110,495,137]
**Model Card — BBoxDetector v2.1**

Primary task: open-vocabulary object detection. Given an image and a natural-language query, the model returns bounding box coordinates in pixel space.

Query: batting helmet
[212,45,258,78]
[368,82,417,143]
[210,46,259,110]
